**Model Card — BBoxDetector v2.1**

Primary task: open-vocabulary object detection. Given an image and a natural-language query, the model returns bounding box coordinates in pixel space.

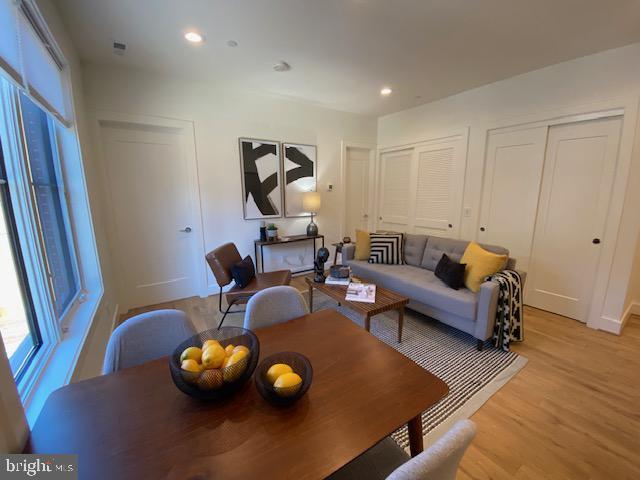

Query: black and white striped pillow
[368,233,404,265]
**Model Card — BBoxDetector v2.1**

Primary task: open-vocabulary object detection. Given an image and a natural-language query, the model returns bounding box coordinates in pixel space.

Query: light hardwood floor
[121,276,640,480]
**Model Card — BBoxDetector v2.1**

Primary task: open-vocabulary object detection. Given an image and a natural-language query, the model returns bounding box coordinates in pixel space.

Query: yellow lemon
[202,344,226,369]
[181,359,202,373]
[203,339,222,351]
[180,359,202,384]
[233,345,249,355]
[223,350,249,382]
[180,346,202,363]
[221,356,230,369]
[197,369,224,391]
[273,372,303,397]
[266,363,293,385]
[224,344,235,357]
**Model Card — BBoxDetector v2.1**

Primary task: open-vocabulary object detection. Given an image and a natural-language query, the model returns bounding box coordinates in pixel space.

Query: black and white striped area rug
[311,293,526,449]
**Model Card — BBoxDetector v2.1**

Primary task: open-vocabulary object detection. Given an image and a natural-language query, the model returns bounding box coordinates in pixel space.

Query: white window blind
[0,0,22,82]
[0,0,70,123]
[19,13,67,121]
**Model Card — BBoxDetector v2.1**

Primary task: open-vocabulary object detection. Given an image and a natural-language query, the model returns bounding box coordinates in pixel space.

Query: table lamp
[302,191,321,236]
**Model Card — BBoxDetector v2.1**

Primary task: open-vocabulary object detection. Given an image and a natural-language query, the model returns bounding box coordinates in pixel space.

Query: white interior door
[101,122,202,310]
[478,126,547,271]
[378,149,413,232]
[527,117,622,321]
[344,146,371,238]
[412,140,464,237]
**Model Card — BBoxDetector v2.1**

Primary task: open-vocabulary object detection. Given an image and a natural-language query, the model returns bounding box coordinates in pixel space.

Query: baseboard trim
[621,302,640,330]
[599,315,624,335]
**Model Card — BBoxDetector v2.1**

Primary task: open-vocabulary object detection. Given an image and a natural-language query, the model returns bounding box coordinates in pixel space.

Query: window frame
[0,137,42,380]
[18,92,81,323]
[0,79,74,394]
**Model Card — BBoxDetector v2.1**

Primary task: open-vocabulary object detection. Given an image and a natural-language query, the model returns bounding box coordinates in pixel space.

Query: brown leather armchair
[206,243,292,328]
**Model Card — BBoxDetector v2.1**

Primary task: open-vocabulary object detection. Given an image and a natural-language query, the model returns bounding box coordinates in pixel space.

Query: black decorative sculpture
[314,247,330,283]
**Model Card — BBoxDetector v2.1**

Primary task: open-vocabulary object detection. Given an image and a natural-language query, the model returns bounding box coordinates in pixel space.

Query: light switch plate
[463,206,472,217]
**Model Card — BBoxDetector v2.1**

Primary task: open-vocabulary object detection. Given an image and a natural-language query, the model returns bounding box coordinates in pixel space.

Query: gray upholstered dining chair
[328,420,476,480]
[243,286,309,330]
[102,309,197,374]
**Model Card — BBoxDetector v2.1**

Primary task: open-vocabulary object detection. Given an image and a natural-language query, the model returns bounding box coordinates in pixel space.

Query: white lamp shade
[302,191,321,213]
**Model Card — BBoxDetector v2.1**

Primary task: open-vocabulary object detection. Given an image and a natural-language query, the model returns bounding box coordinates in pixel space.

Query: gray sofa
[342,234,522,350]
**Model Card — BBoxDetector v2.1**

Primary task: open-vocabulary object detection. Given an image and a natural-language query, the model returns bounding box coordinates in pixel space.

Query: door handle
[480,227,486,232]
[180,227,192,233]
[592,238,601,244]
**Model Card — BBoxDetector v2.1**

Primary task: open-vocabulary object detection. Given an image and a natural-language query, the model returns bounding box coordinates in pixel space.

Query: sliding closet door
[377,149,413,232]
[527,117,622,321]
[478,127,547,271]
[413,140,464,237]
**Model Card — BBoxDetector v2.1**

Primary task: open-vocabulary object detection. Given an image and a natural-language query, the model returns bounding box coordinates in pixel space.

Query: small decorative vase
[267,229,277,241]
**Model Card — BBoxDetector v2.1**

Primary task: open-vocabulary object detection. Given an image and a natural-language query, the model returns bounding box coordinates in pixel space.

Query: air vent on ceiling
[113,41,127,56]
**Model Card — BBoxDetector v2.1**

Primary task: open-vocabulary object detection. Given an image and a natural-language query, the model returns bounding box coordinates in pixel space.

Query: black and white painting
[239,138,282,220]
[282,143,317,217]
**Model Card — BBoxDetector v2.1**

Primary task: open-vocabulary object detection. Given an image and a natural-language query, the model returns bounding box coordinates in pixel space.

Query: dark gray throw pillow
[231,255,255,288]
[434,253,466,290]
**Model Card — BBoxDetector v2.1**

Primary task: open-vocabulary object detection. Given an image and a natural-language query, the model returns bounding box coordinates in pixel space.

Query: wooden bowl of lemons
[255,352,313,406]
[169,327,259,400]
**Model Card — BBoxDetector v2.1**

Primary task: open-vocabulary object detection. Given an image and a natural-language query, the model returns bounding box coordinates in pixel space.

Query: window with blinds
[0,0,70,123]
[20,92,78,317]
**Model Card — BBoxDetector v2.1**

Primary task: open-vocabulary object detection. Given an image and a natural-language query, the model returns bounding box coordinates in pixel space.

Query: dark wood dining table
[25,309,448,480]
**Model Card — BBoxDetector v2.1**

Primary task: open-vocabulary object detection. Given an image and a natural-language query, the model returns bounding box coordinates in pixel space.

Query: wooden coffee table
[306,277,410,342]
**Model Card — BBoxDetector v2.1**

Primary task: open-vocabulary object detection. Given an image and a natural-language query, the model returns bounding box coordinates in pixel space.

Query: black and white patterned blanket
[486,270,523,351]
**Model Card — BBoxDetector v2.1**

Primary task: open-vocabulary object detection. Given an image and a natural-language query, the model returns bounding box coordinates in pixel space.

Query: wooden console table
[254,234,325,273]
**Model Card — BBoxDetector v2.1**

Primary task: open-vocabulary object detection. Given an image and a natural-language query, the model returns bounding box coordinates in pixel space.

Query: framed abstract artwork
[239,138,282,220]
[282,142,317,217]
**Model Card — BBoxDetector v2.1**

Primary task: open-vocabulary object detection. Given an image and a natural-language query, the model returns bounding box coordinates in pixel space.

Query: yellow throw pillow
[460,242,507,293]
[354,230,371,260]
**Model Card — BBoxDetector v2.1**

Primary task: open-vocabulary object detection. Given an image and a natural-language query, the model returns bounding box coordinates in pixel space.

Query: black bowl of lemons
[169,327,259,400]
[255,352,313,406]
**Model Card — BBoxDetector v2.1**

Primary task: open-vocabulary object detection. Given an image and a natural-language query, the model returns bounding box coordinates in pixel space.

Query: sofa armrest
[474,280,500,341]
[342,243,356,262]
[516,269,527,288]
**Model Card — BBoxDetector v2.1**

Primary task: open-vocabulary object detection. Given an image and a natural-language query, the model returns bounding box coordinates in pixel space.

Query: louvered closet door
[378,149,412,232]
[412,142,463,237]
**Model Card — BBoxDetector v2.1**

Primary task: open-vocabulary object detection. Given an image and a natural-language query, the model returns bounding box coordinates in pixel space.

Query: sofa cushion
[461,242,507,292]
[369,233,404,265]
[403,234,428,266]
[421,237,469,271]
[420,236,510,271]
[434,253,466,290]
[355,229,371,260]
[347,260,477,319]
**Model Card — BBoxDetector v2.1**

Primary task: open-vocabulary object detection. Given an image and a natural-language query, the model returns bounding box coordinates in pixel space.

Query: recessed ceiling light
[184,31,204,43]
[380,87,392,96]
[226,40,238,47]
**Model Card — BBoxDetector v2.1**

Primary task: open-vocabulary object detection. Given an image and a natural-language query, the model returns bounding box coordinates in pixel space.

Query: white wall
[378,42,640,334]
[81,63,377,301]
[624,236,640,318]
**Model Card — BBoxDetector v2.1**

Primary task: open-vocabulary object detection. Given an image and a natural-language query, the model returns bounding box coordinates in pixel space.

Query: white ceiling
[52,0,640,116]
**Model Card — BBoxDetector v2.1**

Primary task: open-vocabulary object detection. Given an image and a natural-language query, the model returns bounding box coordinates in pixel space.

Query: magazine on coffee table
[325,276,351,286]
[345,282,376,303]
